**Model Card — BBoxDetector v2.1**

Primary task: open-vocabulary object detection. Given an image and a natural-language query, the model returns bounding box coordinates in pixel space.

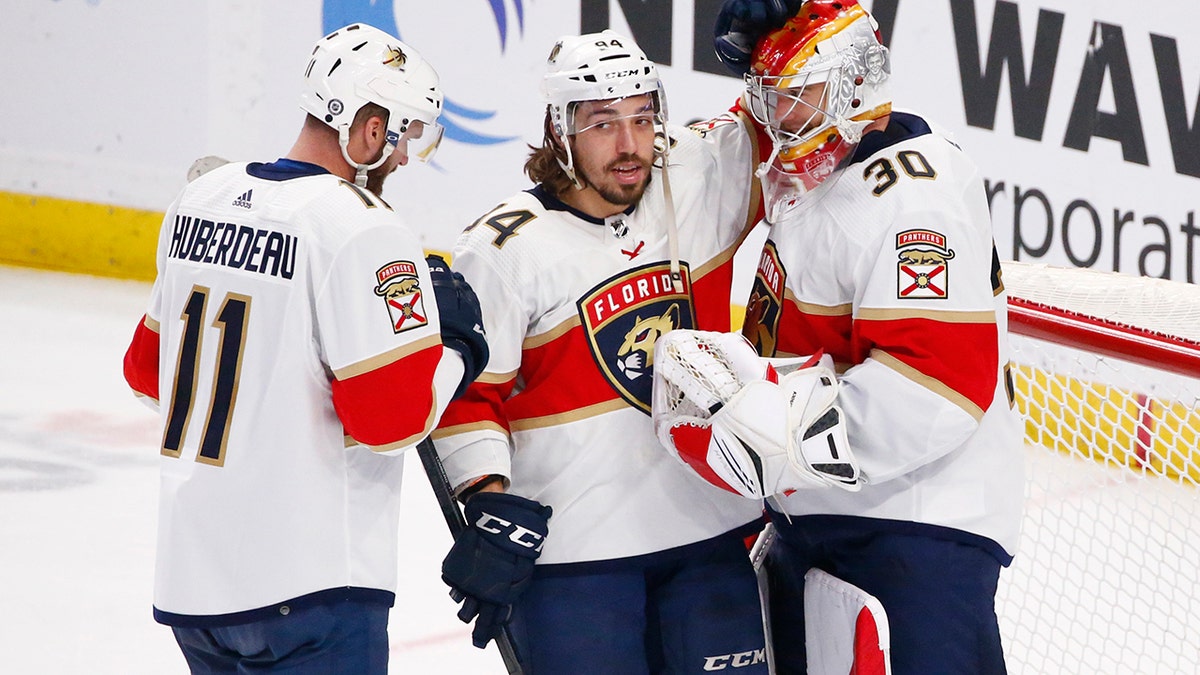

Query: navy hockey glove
[714,0,802,75]
[441,492,551,649]
[426,255,489,399]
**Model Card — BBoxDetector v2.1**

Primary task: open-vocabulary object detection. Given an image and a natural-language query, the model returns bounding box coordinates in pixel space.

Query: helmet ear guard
[299,23,445,185]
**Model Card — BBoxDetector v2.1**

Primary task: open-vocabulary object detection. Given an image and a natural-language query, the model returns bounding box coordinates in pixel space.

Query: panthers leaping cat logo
[742,290,777,357]
[616,303,681,380]
[898,248,955,265]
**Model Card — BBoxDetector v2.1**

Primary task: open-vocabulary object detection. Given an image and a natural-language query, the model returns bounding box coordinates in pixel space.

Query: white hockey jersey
[742,112,1024,560]
[435,113,769,565]
[123,159,464,623]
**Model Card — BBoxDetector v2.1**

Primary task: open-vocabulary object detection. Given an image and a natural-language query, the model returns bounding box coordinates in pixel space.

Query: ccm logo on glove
[474,511,546,551]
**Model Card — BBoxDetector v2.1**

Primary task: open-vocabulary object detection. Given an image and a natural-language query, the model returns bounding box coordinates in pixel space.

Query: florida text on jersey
[434,113,773,565]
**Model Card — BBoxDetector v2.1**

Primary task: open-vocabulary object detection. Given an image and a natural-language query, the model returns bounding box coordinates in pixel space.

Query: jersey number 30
[162,285,250,467]
[863,150,937,196]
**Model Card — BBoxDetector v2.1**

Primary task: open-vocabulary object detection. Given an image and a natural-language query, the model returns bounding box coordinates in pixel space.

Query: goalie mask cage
[998,261,1200,673]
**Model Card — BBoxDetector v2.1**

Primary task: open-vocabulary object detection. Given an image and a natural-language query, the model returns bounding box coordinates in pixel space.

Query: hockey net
[997,261,1200,673]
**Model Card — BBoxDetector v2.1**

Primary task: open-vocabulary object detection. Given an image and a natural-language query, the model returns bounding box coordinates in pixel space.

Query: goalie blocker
[651,330,861,498]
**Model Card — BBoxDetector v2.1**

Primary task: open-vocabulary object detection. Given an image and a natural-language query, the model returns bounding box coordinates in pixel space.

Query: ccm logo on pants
[703,649,766,670]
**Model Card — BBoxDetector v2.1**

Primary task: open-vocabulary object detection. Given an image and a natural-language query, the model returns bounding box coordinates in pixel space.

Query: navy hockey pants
[170,600,389,674]
[508,530,768,674]
[765,515,1007,674]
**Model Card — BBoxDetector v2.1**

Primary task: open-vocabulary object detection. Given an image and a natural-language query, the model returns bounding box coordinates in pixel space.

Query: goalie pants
[170,599,389,674]
[765,513,1007,675]
[508,527,768,674]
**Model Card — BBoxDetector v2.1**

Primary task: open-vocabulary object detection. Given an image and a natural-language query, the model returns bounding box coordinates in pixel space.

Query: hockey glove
[426,255,489,399]
[713,0,802,75]
[652,329,861,497]
[441,492,552,649]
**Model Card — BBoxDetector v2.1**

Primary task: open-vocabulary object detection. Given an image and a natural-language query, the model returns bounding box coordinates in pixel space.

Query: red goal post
[999,261,1200,673]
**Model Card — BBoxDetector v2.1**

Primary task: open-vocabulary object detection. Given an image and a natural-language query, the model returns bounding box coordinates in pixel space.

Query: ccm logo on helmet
[605,69,642,80]
[703,649,767,670]
[475,511,546,550]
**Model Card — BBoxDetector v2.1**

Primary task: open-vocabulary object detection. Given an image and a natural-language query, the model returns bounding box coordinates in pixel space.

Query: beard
[576,152,653,207]
[364,160,396,198]
[363,144,405,197]
[365,169,387,198]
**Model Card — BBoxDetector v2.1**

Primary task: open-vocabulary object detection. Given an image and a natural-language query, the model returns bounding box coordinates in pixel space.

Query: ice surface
[0,265,505,673]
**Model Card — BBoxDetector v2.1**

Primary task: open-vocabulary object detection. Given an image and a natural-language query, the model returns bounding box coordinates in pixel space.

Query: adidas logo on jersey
[232,189,253,209]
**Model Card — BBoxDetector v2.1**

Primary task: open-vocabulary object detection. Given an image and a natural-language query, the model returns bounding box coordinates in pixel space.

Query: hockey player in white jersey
[122,24,488,674]
[660,1,1024,672]
[431,30,779,672]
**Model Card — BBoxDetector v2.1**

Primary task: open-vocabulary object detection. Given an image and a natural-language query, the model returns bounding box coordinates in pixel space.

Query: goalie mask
[744,1,891,222]
[300,23,445,187]
[541,30,668,189]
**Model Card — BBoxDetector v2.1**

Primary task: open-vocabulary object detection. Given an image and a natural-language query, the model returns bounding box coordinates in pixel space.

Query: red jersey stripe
[776,301,854,360]
[693,259,736,332]
[779,302,998,412]
[508,325,619,422]
[123,316,161,402]
[332,344,443,447]
[858,316,999,413]
[437,379,515,433]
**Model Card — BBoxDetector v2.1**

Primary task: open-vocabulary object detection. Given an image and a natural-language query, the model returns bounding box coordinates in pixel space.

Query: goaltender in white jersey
[706,3,1023,672]
[744,112,1024,554]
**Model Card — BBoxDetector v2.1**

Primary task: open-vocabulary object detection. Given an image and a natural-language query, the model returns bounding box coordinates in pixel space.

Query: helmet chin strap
[756,143,780,181]
[338,127,395,188]
[553,128,586,191]
[656,137,683,294]
[834,116,869,145]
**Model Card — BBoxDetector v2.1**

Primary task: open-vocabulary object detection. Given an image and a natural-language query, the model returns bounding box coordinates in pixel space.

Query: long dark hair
[524,109,576,197]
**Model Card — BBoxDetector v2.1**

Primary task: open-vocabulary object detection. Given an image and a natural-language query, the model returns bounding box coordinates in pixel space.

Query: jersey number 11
[161,285,251,467]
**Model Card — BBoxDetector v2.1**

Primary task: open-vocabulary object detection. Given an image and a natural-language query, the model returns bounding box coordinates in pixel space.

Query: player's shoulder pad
[456,192,548,252]
[178,160,251,202]
[453,191,571,294]
[658,120,733,176]
[683,112,746,139]
[294,178,413,244]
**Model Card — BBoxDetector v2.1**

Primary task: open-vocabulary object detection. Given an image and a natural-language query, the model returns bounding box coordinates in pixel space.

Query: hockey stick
[187,155,230,182]
[749,521,778,675]
[415,437,524,675]
[186,150,521,668]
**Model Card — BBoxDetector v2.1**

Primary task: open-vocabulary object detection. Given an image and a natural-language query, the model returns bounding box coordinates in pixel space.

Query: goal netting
[998,261,1200,673]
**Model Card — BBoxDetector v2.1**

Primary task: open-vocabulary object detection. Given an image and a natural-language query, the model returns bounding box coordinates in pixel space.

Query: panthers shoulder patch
[896,229,955,299]
[374,260,428,333]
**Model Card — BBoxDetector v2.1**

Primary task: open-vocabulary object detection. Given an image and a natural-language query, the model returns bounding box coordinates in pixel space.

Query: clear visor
[565,92,666,137]
[394,120,444,164]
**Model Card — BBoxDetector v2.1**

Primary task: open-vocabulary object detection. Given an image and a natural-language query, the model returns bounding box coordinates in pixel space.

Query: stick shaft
[415,438,524,674]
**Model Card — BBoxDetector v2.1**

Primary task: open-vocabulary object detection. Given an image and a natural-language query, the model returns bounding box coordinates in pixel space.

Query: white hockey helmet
[540,30,667,186]
[744,1,891,220]
[299,23,445,185]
